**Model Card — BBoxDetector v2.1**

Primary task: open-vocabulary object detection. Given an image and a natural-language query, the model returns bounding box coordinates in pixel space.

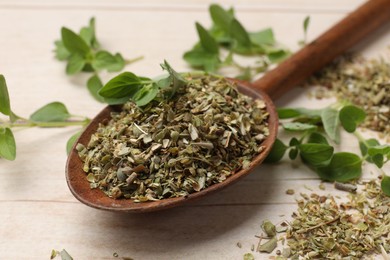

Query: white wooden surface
[0,0,389,259]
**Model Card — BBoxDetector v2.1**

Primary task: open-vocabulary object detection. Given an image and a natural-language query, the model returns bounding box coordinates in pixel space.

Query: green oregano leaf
[315,152,362,182]
[54,40,71,61]
[289,137,300,146]
[230,18,252,52]
[307,132,329,145]
[249,28,275,46]
[91,51,125,72]
[87,75,105,103]
[339,105,366,133]
[160,60,187,98]
[79,17,99,49]
[30,102,71,122]
[133,83,159,107]
[299,143,334,167]
[61,27,90,57]
[265,138,287,163]
[381,175,390,196]
[183,49,220,72]
[303,16,310,36]
[359,138,380,163]
[0,75,11,116]
[0,127,16,161]
[209,4,233,33]
[98,72,146,99]
[289,148,298,160]
[196,22,219,54]
[367,145,390,168]
[66,131,81,155]
[321,107,340,144]
[66,54,86,75]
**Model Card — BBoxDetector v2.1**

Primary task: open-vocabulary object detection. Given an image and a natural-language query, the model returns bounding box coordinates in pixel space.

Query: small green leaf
[289,148,298,160]
[66,131,81,155]
[367,145,390,156]
[315,152,362,182]
[66,54,86,75]
[282,122,317,132]
[30,102,71,122]
[196,22,219,54]
[381,175,390,196]
[92,51,125,72]
[98,72,147,98]
[0,75,11,116]
[321,107,340,144]
[278,107,322,118]
[54,40,71,61]
[371,154,384,168]
[249,28,275,46]
[209,4,233,33]
[267,49,290,63]
[299,143,334,167]
[264,138,287,163]
[277,108,302,119]
[303,16,310,35]
[61,27,90,56]
[367,145,390,168]
[307,132,329,145]
[79,17,99,49]
[160,60,187,98]
[289,137,300,146]
[359,138,380,163]
[87,75,105,103]
[230,18,251,50]
[0,128,16,161]
[133,83,159,107]
[183,49,220,72]
[339,105,366,133]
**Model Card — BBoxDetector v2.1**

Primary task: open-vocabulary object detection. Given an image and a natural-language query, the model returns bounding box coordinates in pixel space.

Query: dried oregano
[77,75,269,202]
[285,179,389,259]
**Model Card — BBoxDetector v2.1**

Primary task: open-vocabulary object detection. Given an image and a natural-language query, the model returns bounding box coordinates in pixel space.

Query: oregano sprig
[98,60,188,106]
[183,4,290,80]
[266,101,390,195]
[54,17,143,103]
[0,75,90,160]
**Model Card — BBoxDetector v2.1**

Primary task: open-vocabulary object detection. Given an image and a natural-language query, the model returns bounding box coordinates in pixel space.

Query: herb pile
[252,179,390,259]
[306,54,390,142]
[183,4,291,80]
[76,65,269,201]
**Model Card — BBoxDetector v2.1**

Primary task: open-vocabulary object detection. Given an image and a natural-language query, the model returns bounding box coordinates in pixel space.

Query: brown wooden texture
[253,0,390,98]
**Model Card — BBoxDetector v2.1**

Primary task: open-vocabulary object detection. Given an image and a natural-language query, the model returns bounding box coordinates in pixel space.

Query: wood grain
[0,0,389,259]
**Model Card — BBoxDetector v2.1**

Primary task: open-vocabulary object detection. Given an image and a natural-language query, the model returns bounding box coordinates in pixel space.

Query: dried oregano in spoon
[76,62,269,201]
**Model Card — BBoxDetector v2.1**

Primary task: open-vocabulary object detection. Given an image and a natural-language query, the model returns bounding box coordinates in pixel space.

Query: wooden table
[1,0,389,259]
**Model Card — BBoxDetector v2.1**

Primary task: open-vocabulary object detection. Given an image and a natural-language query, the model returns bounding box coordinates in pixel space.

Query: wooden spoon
[66,0,390,213]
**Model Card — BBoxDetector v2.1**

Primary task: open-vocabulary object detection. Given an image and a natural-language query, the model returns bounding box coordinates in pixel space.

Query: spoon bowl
[66,81,278,212]
[66,0,390,212]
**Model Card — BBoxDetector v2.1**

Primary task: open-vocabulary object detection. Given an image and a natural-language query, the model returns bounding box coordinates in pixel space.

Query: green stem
[0,120,89,128]
[353,131,366,144]
[125,55,144,65]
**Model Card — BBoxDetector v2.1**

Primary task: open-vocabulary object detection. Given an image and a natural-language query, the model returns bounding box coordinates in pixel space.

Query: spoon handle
[253,0,390,99]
